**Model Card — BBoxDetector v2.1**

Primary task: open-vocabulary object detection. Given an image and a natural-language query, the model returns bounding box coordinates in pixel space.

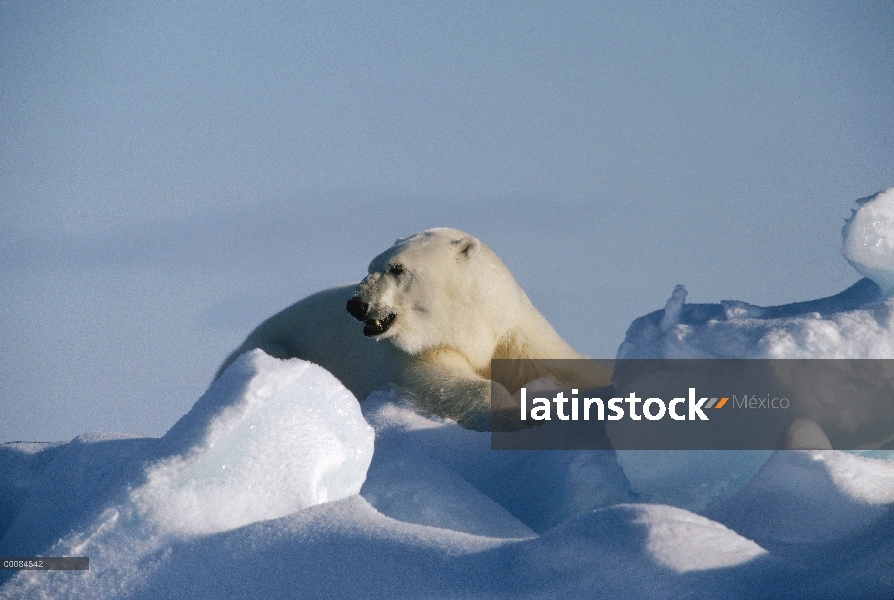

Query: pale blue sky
[2,1,892,442]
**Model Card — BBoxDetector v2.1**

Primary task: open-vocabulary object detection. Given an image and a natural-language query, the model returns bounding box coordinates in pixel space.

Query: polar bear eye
[387,264,404,276]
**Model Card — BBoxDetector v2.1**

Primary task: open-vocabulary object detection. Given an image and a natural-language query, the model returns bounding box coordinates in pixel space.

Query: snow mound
[633,504,767,572]
[0,351,374,598]
[361,451,538,538]
[703,450,894,548]
[776,418,833,450]
[618,279,893,359]
[360,390,635,536]
[530,503,767,574]
[514,503,770,598]
[141,350,374,534]
[843,187,894,296]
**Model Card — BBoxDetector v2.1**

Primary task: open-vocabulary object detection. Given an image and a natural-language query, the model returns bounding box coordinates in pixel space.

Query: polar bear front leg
[398,348,513,431]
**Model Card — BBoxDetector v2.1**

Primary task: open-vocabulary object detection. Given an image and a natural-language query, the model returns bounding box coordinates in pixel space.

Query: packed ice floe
[2,190,894,598]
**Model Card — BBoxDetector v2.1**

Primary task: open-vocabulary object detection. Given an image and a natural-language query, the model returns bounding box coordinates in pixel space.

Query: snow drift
[146,350,374,535]
[0,351,374,597]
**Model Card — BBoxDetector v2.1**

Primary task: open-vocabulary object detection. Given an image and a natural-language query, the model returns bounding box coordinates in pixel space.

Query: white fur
[215,228,610,430]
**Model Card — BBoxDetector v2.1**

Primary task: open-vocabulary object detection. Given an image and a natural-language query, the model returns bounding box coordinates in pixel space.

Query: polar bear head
[346,228,526,362]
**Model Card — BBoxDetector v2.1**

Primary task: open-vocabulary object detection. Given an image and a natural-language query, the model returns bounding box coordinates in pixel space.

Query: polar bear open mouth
[363,313,396,337]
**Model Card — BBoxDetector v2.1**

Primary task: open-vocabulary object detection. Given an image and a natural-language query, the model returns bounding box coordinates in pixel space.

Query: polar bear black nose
[346,297,368,320]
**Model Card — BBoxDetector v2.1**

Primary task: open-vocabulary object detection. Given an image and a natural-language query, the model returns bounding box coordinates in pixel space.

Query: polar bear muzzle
[346,297,397,337]
[362,313,396,337]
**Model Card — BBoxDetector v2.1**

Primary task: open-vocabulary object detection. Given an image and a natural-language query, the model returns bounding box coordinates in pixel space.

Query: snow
[0,352,374,598]
[776,417,833,450]
[619,189,894,361]
[141,350,374,535]
[617,280,894,360]
[633,504,767,573]
[843,188,894,296]
[360,390,634,536]
[2,191,894,598]
[704,450,894,547]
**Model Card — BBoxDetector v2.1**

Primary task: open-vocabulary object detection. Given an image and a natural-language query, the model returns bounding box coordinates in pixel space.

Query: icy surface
[1,353,893,598]
[842,188,894,296]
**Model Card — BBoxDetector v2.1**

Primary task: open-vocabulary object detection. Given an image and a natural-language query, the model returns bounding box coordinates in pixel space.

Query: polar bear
[215,228,611,430]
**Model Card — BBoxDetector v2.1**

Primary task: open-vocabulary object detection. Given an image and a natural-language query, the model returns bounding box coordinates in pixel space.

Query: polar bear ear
[452,236,480,259]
